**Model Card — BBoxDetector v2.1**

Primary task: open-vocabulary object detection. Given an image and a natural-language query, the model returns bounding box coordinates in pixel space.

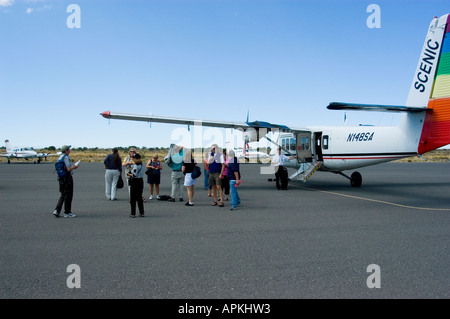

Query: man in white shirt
[271,148,296,190]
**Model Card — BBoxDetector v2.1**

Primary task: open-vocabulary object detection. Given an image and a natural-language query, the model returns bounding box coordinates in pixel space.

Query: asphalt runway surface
[1,161,449,299]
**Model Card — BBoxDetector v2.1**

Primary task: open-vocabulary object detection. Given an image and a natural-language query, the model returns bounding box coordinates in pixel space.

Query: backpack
[164,144,175,168]
[55,155,67,178]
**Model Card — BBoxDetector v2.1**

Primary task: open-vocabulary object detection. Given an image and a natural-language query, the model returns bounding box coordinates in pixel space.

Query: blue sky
[1,0,449,149]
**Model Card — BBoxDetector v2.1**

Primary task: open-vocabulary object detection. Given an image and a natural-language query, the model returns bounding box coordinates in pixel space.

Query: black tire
[350,171,362,187]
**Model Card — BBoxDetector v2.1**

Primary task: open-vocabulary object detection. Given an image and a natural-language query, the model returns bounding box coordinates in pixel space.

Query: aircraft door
[314,132,323,161]
[296,131,312,162]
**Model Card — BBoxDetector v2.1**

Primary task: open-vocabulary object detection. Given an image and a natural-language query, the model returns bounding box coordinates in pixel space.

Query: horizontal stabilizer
[327,102,428,113]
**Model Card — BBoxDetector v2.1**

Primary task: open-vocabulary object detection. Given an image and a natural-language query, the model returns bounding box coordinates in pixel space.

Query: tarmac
[1,161,449,299]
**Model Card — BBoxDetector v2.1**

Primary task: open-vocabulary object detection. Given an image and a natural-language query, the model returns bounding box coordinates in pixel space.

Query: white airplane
[101,14,450,187]
[234,144,272,163]
[0,140,59,164]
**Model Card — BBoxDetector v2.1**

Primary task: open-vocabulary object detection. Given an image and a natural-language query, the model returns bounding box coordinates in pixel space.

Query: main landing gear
[337,171,362,187]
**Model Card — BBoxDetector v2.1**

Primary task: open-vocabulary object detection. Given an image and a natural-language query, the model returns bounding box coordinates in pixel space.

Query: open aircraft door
[296,131,312,162]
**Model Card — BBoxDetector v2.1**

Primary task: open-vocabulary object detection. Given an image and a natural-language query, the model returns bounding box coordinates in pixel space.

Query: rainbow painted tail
[406,14,450,153]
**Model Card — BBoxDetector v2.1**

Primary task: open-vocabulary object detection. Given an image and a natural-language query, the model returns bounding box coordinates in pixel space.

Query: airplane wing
[327,102,428,112]
[36,153,60,158]
[101,111,247,129]
[101,111,307,133]
[0,153,31,159]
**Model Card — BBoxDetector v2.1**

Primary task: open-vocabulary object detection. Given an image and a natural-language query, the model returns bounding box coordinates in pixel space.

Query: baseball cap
[61,145,71,152]
[132,153,141,159]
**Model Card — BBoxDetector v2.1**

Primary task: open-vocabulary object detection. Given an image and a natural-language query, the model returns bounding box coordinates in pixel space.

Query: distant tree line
[43,146,170,152]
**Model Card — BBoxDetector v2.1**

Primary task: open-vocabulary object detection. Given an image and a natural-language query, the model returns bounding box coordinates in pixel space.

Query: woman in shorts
[146,155,162,200]
[182,149,197,207]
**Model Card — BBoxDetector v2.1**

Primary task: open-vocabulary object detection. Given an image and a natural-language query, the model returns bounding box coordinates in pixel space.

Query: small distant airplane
[101,14,450,187]
[234,144,272,163]
[0,140,59,164]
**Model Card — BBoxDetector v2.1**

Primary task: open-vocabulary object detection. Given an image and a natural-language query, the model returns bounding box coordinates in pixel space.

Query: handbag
[117,175,124,189]
[145,167,153,175]
[191,166,201,179]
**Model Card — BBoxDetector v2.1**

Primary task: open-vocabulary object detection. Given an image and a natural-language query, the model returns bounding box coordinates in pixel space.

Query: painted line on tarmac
[290,184,450,211]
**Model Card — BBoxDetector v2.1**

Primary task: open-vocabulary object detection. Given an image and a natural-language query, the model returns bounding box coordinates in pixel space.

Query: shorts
[184,173,196,187]
[147,174,161,185]
[208,172,222,187]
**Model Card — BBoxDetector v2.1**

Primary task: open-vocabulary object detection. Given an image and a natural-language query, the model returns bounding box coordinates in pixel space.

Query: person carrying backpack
[53,145,79,218]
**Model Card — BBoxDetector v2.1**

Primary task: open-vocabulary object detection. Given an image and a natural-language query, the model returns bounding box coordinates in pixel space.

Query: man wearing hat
[53,145,79,218]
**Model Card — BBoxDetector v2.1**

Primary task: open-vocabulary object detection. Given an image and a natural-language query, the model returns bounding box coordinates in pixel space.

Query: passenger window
[290,138,296,151]
[323,135,329,149]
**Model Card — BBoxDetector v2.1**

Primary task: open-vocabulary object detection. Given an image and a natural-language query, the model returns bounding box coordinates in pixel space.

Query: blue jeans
[229,180,241,208]
[204,168,209,189]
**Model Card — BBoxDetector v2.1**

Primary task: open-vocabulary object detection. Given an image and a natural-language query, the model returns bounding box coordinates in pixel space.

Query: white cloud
[0,0,14,7]
[25,3,53,14]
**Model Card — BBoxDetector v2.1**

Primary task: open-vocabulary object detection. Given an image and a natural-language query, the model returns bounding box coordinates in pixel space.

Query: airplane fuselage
[311,124,420,172]
[8,148,39,159]
[279,112,424,173]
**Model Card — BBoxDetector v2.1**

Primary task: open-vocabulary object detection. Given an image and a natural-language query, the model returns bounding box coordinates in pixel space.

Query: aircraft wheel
[350,171,362,187]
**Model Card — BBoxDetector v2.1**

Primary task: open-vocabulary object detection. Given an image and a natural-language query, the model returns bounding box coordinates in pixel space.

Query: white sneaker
[149,195,153,200]
[64,213,76,218]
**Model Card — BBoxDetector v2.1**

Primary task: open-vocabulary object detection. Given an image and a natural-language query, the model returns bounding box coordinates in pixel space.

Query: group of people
[202,144,241,209]
[52,144,242,219]
[165,144,241,210]
[108,147,162,217]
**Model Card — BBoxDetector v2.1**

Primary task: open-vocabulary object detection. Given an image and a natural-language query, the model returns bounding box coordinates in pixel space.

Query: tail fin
[408,14,450,154]
[5,140,11,152]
